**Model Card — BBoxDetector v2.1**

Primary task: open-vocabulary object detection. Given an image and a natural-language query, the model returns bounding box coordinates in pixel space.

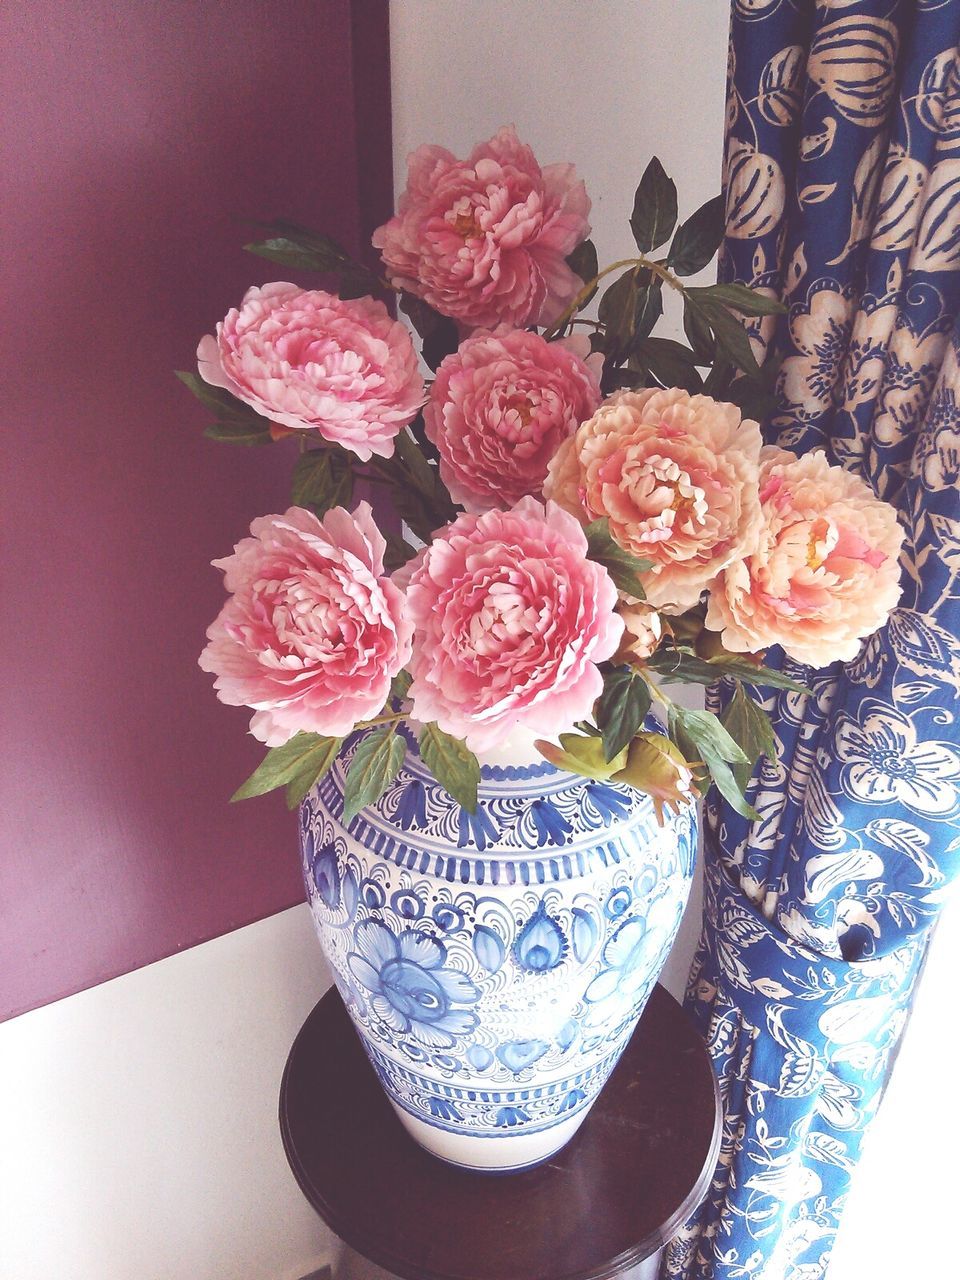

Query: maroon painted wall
[1,0,392,1020]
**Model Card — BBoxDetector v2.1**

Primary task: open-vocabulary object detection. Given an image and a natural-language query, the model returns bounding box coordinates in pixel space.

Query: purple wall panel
[1,0,392,1020]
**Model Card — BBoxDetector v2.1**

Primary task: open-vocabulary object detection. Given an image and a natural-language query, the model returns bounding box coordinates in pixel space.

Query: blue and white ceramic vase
[300,728,696,1173]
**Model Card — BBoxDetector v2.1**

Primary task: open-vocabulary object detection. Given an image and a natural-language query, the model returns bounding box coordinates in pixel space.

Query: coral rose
[425,329,602,512]
[705,448,904,666]
[373,126,591,329]
[199,504,413,746]
[545,388,764,611]
[197,284,424,461]
[402,498,623,753]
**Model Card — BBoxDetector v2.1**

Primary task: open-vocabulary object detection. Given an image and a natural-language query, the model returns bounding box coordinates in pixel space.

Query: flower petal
[397,930,447,969]
[354,918,400,969]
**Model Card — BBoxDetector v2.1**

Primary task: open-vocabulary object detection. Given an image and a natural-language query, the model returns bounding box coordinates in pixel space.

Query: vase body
[300,730,696,1172]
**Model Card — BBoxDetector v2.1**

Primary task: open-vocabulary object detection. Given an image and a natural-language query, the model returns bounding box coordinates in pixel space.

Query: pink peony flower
[545,388,764,611]
[424,329,602,512]
[373,126,591,329]
[705,448,904,666]
[196,284,424,461]
[199,504,413,746]
[402,498,623,753]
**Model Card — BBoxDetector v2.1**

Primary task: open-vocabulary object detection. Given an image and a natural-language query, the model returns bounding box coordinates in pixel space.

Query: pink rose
[197,284,424,462]
[402,499,623,753]
[199,504,413,746]
[424,329,602,512]
[545,388,764,611]
[706,448,904,666]
[373,126,591,329]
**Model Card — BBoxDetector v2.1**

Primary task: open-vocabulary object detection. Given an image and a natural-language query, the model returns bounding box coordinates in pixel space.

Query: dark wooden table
[280,984,720,1280]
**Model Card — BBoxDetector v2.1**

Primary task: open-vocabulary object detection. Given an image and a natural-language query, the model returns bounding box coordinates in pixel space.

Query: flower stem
[355,711,405,731]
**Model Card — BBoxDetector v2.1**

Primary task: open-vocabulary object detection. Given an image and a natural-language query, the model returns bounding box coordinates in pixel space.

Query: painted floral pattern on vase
[301,729,696,1171]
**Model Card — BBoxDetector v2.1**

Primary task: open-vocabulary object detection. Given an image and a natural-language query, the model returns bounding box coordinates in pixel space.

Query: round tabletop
[280,984,720,1280]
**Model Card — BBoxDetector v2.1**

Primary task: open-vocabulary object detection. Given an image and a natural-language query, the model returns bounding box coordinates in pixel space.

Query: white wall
[0,906,337,1280]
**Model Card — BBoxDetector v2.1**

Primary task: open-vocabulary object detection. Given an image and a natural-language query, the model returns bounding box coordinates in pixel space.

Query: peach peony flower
[706,448,904,666]
[197,284,424,462]
[402,498,623,753]
[199,504,413,746]
[424,329,602,512]
[615,602,663,663]
[544,388,764,611]
[373,126,591,329]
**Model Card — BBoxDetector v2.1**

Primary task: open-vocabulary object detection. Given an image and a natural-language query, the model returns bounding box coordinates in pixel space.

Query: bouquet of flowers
[183,128,903,826]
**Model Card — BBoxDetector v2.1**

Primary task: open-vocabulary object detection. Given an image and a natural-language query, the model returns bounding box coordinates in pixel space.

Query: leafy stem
[638,666,673,711]
[354,710,405,731]
[546,253,684,339]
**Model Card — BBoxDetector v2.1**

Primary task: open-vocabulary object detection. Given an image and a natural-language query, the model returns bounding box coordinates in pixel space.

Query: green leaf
[630,157,678,253]
[418,723,480,813]
[366,429,455,543]
[384,532,418,573]
[725,373,779,423]
[399,292,459,370]
[203,420,274,446]
[597,268,639,357]
[692,298,761,378]
[284,741,345,809]
[291,448,354,516]
[705,756,759,818]
[536,733,628,779]
[668,704,757,819]
[390,670,412,703]
[720,682,777,771]
[177,370,276,444]
[176,370,241,415]
[670,706,749,766]
[668,193,725,276]
[646,645,807,692]
[245,235,337,272]
[585,518,654,597]
[632,275,664,344]
[394,428,440,501]
[682,299,716,363]
[231,733,343,803]
[243,221,378,289]
[596,669,653,762]
[342,728,407,823]
[566,238,600,308]
[632,337,704,393]
[713,657,807,692]
[391,486,440,546]
[724,351,783,422]
[391,432,456,535]
[602,366,645,395]
[686,283,785,317]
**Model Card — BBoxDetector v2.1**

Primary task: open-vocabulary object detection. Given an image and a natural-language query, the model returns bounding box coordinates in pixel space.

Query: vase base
[389,1101,591,1173]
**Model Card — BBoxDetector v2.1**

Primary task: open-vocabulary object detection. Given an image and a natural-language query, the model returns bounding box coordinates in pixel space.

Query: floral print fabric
[664,2,960,1278]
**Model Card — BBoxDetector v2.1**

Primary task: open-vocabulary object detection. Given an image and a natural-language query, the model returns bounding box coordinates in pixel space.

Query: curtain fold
[663,2,960,1276]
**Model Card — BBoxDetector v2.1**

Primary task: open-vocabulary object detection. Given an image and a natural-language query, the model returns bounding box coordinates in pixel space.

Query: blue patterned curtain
[663,3,960,1277]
